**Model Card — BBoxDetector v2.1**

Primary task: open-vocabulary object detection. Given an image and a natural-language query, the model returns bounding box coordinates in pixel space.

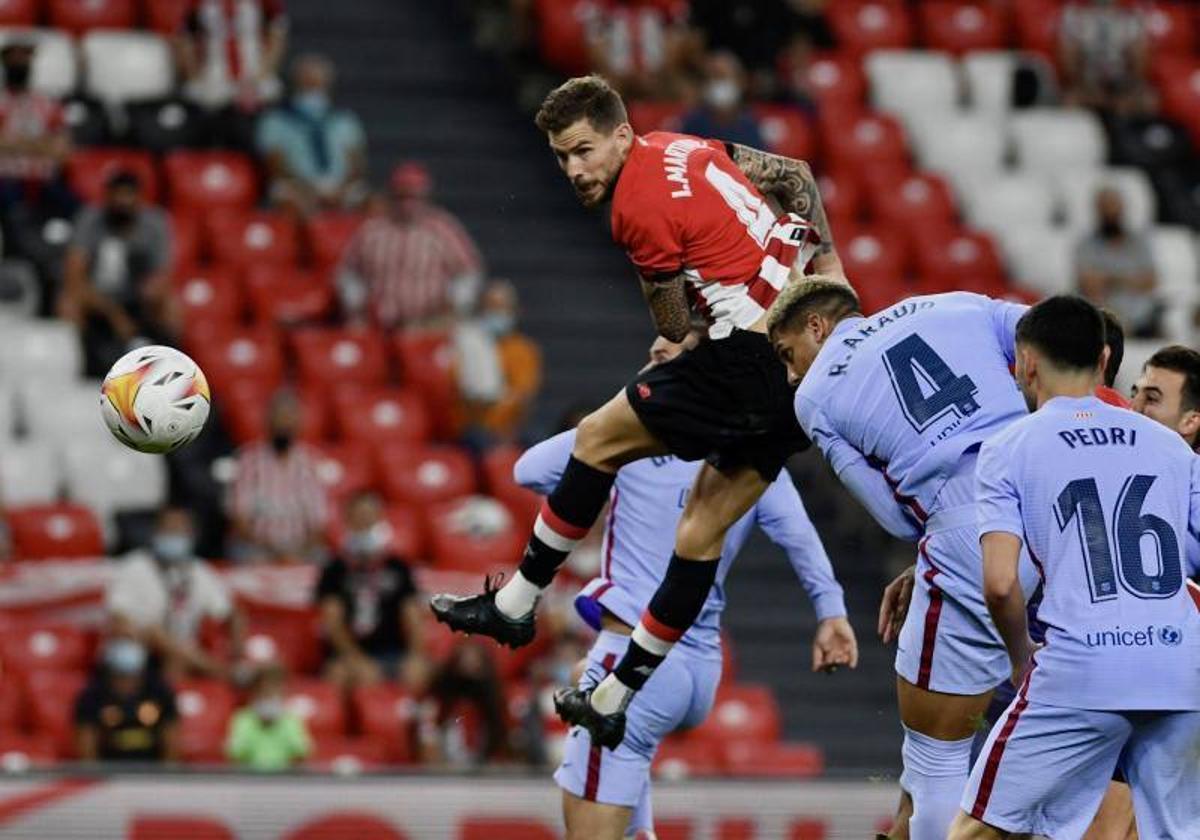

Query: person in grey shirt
[1075,187,1160,338]
[57,169,174,376]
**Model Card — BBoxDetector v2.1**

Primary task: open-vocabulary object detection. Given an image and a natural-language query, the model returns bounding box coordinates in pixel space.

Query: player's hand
[878,564,916,644]
[812,616,858,673]
[1009,635,1038,687]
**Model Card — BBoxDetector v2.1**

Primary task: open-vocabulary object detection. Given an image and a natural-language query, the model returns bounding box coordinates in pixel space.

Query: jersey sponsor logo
[662,138,707,198]
[1159,625,1183,646]
[1085,624,1182,648]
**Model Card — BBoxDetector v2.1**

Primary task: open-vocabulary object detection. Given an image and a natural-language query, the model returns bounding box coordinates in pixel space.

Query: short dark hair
[1145,345,1200,413]
[1100,308,1125,387]
[535,75,628,135]
[105,168,141,192]
[766,277,861,338]
[1014,295,1105,371]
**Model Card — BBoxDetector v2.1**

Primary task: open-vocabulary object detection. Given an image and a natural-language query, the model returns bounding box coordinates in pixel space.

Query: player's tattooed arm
[640,273,691,343]
[727,143,843,277]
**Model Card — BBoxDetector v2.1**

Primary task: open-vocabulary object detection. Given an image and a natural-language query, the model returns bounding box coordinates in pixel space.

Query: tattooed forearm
[640,274,691,343]
[728,143,835,258]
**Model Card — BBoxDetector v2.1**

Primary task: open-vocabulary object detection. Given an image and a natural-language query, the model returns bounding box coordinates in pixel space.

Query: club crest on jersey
[1074,411,1093,420]
[637,383,652,399]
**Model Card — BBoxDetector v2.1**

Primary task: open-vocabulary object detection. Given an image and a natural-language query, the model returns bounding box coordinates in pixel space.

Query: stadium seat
[915,228,1006,296]
[0,623,89,675]
[1158,63,1200,148]
[826,0,914,56]
[243,608,321,674]
[217,380,327,445]
[143,0,191,34]
[62,436,169,518]
[186,326,283,394]
[1149,226,1200,342]
[25,670,86,756]
[393,331,459,436]
[307,212,366,268]
[816,170,864,226]
[994,224,1076,297]
[172,266,243,326]
[0,732,56,770]
[1152,162,1200,228]
[208,212,299,269]
[293,328,390,389]
[164,150,259,213]
[0,29,78,99]
[50,0,137,34]
[1010,108,1108,173]
[865,50,959,125]
[170,213,201,270]
[376,444,476,511]
[1144,2,1196,56]
[307,736,390,772]
[326,501,423,561]
[652,735,724,780]
[81,31,173,103]
[821,111,908,170]
[837,225,911,312]
[1013,0,1063,58]
[684,684,781,746]
[66,148,160,204]
[128,818,235,840]
[962,51,1017,114]
[626,100,685,135]
[243,265,334,326]
[921,2,1009,54]
[0,382,12,440]
[866,172,957,235]
[0,0,37,26]
[426,495,525,575]
[350,684,418,763]
[331,386,430,446]
[722,740,824,778]
[127,98,203,153]
[310,441,377,504]
[750,104,816,161]
[174,679,235,764]
[1105,115,1194,171]
[0,319,82,382]
[533,0,590,76]
[1055,167,1157,235]
[458,819,558,840]
[284,678,345,739]
[6,502,105,559]
[481,445,540,529]
[960,173,1056,236]
[800,52,867,112]
[0,440,61,505]
[17,379,107,446]
[907,113,1007,192]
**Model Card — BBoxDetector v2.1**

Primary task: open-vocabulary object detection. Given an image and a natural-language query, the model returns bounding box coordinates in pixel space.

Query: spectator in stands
[57,170,175,377]
[227,389,329,564]
[225,662,311,771]
[107,507,244,681]
[316,491,427,691]
[418,639,507,766]
[585,0,699,100]
[176,0,288,147]
[1075,187,1161,338]
[256,53,367,215]
[455,279,542,445]
[337,162,484,329]
[75,634,180,763]
[1060,0,1154,115]
[680,51,765,149]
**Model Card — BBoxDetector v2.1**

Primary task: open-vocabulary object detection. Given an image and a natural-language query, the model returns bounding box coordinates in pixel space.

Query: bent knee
[675,513,727,559]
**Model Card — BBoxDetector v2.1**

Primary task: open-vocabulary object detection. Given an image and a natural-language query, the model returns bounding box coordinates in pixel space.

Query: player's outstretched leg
[430,390,666,647]
[557,463,768,745]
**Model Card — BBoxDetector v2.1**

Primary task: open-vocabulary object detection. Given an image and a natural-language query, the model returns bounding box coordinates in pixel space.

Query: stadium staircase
[284,0,905,772]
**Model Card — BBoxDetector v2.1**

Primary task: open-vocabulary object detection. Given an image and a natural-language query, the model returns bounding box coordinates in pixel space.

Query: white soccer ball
[99,345,211,454]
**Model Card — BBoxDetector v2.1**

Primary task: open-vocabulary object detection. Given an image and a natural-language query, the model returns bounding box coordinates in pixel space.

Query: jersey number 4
[883,334,981,432]
[1055,475,1183,602]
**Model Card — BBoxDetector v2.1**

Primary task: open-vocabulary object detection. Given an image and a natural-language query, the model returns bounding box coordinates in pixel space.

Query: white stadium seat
[0,382,13,441]
[961,173,1056,235]
[866,50,960,124]
[1010,108,1107,173]
[17,380,107,446]
[82,31,173,104]
[1056,167,1157,235]
[995,225,1077,298]
[907,112,1007,195]
[0,320,82,383]
[962,51,1016,114]
[0,28,78,99]
[1149,226,1200,343]
[0,439,60,505]
[62,436,167,519]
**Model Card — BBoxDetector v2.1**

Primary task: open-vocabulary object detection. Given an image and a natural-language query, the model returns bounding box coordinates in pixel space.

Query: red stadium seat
[821,111,908,171]
[0,0,38,26]
[174,679,235,764]
[170,213,202,271]
[129,817,234,840]
[293,328,390,389]
[1013,0,1063,59]
[172,266,242,327]
[0,732,57,768]
[351,684,418,763]
[284,678,345,739]
[751,104,816,161]
[326,501,423,561]
[826,0,914,55]
[186,326,283,394]
[0,678,22,731]
[243,609,322,674]
[393,331,459,438]
[0,623,89,676]
[1158,65,1200,147]
[243,265,334,326]
[533,0,591,76]
[481,445,540,529]
[626,100,686,135]
[217,381,327,445]
[209,212,299,270]
[722,740,824,778]
[7,503,105,560]
[459,819,558,840]
[866,172,957,236]
[307,735,390,771]
[143,0,190,33]
[376,445,476,511]
[797,52,867,112]
[652,735,724,779]
[66,148,160,204]
[684,684,781,746]
[307,212,365,268]
[310,441,377,504]
[426,496,525,575]
[331,386,431,446]
[49,0,137,34]
[817,170,864,228]
[919,2,1010,55]
[837,224,912,312]
[164,151,259,213]
[1144,2,1196,56]
[26,670,86,757]
[914,227,1006,295]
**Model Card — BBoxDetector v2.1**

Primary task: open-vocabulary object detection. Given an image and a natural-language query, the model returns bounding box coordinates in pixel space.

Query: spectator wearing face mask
[107,507,244,681]
[225,663,311,771]
[454,278,542,444]
[680,51,765,150]
[74,634,180,762]
[315,492,427,691]
[227,389,329,564]
[1075,187,1161,338]
[256,53,367,214]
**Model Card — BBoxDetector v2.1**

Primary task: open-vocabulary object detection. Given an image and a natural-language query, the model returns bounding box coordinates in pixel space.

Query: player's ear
[614,121,634,151]
[1179,409,1200,444]
[1097,346,1111,383]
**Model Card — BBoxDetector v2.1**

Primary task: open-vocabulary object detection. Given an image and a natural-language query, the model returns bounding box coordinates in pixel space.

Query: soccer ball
[100,345,211,454]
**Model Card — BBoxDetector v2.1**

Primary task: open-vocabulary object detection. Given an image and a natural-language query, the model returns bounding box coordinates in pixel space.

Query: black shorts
[626,329,809,481]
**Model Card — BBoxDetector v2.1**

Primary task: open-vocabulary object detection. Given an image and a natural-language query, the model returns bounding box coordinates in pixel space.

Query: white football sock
[900,726,974,840]
[494,570,541,619]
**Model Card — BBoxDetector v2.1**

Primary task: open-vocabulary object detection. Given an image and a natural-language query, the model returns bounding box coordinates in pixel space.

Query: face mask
[705,79,740,110]
[104,206,136,229]
[105,639,147,675]
[345,522,390,558]
[551,662,573,685]
[480,312,515,337]
[271,432,294,454]
[1100,218,1122,239]
[293,91,329,118]
[254,696,285,721]
[153,533,193,563]
[4,62,30,91]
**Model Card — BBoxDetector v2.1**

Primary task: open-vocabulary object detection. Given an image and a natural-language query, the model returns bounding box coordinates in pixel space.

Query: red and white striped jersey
[185,0,286,84]
[227,441,328,556]
[0,91,64,180]
[611,132,819,339]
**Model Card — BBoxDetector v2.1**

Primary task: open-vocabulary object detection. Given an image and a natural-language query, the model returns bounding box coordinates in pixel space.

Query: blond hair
[766,275,860,336]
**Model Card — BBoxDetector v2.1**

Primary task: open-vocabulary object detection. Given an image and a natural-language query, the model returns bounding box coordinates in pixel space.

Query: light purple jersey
[515,430,846,659]
[794,292,1029,538]
[977,395,1200,711]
